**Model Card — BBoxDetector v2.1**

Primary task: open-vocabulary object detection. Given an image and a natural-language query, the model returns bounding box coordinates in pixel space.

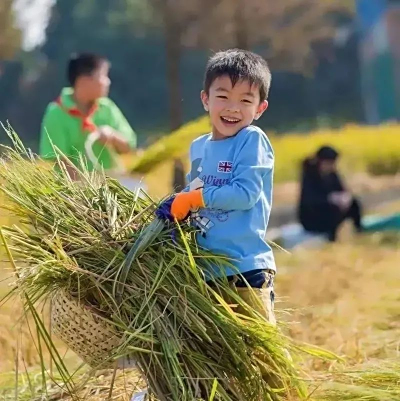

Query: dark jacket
[298,158,344,229]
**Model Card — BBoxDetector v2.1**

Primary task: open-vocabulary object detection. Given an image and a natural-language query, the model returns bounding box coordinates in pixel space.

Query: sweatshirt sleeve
[107,99,137,149]
[202,130,274,211]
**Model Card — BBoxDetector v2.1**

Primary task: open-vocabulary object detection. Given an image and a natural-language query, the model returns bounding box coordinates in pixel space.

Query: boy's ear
[200,90,209,112]
[254,100,268,120]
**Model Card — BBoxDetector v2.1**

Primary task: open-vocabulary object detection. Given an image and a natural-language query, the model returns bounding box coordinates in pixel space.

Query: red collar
[55,96,98,133]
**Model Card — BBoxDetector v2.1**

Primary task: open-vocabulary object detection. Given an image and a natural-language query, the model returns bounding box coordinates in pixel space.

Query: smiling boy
[159,49,276,323]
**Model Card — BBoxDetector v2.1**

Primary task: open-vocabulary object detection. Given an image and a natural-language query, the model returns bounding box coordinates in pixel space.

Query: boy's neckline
[209,135,235,142]
[209,125,253,141]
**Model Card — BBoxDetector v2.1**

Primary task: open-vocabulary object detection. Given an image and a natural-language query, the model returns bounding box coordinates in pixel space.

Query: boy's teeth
[222,117,240,122]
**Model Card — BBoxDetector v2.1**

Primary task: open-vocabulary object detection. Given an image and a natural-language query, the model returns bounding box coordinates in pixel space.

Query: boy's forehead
[211,75,259,95]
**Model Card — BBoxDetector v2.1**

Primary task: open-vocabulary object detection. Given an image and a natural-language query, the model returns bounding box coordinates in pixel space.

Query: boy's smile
[220,116,241,125]
[201,75,268,140]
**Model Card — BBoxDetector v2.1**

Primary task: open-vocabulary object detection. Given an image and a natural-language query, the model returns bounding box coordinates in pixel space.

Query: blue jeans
[227,269,275,289]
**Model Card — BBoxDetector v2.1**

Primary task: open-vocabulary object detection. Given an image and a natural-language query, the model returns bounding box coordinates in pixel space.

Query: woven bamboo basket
[51,290,122,368]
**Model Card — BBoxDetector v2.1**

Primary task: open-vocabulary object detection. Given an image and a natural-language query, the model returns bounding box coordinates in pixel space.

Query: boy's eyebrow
[215,87,256,97]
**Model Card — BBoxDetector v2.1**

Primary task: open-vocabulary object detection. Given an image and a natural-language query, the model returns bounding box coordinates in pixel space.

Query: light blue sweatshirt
[186,125,276,277]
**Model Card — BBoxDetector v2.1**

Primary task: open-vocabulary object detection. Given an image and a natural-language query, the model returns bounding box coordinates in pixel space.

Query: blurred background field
[1,0,400,399]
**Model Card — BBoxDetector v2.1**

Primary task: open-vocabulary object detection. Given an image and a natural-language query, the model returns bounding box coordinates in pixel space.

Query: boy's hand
[97,125,131,154]
[171,190,205,221]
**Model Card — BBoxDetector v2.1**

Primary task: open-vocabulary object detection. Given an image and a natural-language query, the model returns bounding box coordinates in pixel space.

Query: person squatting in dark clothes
[298,146,363,242]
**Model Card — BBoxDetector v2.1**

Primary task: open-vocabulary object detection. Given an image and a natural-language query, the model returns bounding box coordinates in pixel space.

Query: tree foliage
[0,0,360,148]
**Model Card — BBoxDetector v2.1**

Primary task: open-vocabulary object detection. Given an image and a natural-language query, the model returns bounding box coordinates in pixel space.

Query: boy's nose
[226,102,240,112]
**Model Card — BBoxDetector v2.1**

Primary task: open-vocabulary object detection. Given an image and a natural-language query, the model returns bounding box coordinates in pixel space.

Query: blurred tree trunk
[172,158,186,192]
[163,0,183,131]
[234,0,249,50]
[158,0,185,193]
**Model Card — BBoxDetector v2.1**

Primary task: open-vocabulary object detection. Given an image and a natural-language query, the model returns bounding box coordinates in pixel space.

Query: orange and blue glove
[171,189,205,220]
[156,189,205,222]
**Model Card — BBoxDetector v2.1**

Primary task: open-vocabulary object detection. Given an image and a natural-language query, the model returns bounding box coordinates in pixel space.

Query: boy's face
[201,75,268,140]
[78,62,111,100]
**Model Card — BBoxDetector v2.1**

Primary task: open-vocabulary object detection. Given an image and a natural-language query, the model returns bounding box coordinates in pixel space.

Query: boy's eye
[242,99,252,104]
[217,95,228,99]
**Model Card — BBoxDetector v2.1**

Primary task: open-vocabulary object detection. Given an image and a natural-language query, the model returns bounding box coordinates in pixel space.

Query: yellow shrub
[130,117,400,197]
[272,123,400,182]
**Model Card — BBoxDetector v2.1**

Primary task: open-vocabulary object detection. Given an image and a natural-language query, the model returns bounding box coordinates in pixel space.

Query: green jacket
[40,87,136,171]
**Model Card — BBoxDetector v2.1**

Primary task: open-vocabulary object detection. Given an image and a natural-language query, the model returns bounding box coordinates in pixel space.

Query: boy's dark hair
[67,53,109,86]
[204,49,271,101]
